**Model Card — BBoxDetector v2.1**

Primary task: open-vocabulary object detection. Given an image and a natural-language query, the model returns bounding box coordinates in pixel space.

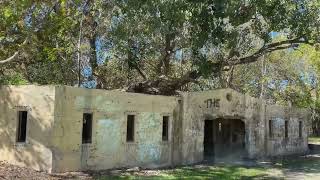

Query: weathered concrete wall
[51,86,180,172]
[180,89,265,164]
[0,85,310,173]
[265,105,309,156]
[179,88,309,163]
[0,85,55,172]
[243,94,266,158]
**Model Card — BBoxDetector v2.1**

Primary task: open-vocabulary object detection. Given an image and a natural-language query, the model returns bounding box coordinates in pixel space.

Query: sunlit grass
[96,165,269,180]
[94,154,320,180]
[308,136,320,144]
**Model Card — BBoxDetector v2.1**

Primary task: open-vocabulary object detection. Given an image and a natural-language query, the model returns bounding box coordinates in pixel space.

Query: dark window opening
[269,120,273,138]
[285,121,288,138]
[204,120,214,158]
[162,116,169,141]
[16,111,28,142]
[299,121,302,138]
[127,115,135,142]
[82,113,93,144]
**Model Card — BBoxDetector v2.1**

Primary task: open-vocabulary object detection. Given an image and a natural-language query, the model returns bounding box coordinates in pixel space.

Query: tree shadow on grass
[165,166,271,180]
[95,165,277,180]
[274,155,320,174]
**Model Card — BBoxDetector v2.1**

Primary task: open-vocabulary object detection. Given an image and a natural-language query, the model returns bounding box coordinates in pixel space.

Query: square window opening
[269,120,273,138]
[162,116,169,141]
[299,121,303,138]
[285,120,288,138]
[16,111,28,143]
[82,113,93,144]
[127,115,135,142]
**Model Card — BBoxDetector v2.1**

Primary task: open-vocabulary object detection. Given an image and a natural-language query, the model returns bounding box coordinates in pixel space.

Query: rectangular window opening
[82,113,93,144]
[16,111,28,143]
[127,115,135,142]
[162,116,169,141]
[269,120,273,138]
[299,121,302,138]
[285,120,288,138]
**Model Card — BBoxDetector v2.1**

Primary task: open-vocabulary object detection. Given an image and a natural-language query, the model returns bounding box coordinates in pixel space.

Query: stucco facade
[0,85,310,173]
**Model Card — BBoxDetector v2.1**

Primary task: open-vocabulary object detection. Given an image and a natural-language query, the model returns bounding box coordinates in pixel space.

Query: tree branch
[1,1,60,65]
[134,64,147,80]
[0,52,19,64]
[228,37,312,66]
[0,39,28,64]
[127,39,147,80]
[157,33,176,75]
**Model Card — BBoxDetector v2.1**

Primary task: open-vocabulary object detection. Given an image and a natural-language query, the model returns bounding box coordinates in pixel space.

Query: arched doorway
[204,118,246,161]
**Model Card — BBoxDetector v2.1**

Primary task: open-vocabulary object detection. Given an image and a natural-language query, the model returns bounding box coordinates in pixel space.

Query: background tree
[2,0,320,134]
[92,0,320,95]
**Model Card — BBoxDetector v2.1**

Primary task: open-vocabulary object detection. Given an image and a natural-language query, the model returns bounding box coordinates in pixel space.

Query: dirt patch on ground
[0,161,53,180]
[0,161,91,180]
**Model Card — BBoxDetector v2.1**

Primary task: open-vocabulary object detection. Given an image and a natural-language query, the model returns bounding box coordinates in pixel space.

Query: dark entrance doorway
[203,119,246,160]
[204,120,214,159]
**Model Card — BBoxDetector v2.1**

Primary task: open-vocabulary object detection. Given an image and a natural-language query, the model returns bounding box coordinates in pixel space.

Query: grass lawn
[93,154,320,180]
[95,165,272,180]
[308,136,320,144]
[276,155,320,173]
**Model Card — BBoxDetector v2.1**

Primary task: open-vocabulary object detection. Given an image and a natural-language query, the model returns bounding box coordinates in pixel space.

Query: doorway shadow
[203,119,246,163]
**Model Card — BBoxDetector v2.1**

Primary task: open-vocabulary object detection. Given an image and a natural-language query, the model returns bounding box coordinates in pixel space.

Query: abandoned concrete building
[0,85,310,173]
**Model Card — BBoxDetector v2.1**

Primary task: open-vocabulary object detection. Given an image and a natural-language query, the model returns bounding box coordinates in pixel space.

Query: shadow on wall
[0,86,55,172]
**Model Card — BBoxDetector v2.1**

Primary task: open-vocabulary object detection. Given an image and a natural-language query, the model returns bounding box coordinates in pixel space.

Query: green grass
[308,136,320,144]
[93,154,320,180]
[95,165,270,180]
[275,155,320,173]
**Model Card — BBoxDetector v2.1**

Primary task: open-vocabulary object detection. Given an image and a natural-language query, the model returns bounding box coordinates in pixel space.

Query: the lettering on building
[205,98,220,108]
[14,105,32,111]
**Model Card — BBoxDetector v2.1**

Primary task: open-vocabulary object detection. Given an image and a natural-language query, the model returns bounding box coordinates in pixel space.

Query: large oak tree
[1,0,319,95]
